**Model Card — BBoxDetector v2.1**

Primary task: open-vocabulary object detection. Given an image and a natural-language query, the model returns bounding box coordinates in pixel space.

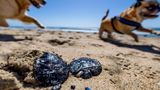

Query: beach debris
[33,52,69,90]
[69,57,102,79]
[85,87,91,90]
[70,85,76,90]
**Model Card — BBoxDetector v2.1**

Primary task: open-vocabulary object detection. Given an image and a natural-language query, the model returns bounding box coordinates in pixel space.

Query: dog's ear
[130,3,141,8]
[130,0,143,8]
[135,2,142,7]
[159,4,160,11]
[137,0,144,2]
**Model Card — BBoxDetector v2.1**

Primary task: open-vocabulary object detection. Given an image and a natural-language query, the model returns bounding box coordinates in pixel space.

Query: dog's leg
[137,27,160,36]
[126,32,139,42]
[107,31,114,39]
[99,28,114,40]
[99,28,104,39]
[137,27,153,33]
[0,18,9,27]
[19,16,45,29]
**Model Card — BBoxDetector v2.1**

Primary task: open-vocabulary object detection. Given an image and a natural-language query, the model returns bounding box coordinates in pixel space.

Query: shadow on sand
[102,39,160,55]
[0,34,29,41]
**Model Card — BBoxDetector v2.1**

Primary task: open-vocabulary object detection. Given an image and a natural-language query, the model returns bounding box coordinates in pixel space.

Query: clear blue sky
[8,0,160,28]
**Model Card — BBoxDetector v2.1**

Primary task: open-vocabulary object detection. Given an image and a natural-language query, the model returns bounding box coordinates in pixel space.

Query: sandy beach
[0,29,160,90]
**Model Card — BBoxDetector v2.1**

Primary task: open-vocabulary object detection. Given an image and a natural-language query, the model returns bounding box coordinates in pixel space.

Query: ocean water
[0,26,160,37]
[1,26,99,32]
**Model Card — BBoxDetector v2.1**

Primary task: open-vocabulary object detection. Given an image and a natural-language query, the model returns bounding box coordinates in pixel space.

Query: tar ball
[33,52,69,89]
[69,57,102,79]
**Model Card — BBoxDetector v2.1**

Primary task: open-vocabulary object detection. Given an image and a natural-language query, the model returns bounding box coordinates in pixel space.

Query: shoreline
[0,27,160,37]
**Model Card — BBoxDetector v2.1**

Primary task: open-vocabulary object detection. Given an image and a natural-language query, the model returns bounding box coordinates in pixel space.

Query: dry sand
[0,29,160,90]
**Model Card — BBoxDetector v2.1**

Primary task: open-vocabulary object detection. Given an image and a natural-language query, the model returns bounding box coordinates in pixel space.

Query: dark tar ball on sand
[69,57,102,79]
[33,52,69,90]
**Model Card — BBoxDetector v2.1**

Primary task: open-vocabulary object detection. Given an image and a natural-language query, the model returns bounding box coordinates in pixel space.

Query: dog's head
[29,0,46,8]
[132,0,160,19]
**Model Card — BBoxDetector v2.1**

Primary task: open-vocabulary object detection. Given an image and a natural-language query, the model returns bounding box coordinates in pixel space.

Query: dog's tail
[102,10,109,21]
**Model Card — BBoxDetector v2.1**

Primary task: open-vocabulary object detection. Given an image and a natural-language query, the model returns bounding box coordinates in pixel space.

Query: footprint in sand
[5,50,42,83]
[0,70,22,90]
[48,39,75,46]
[48,39,70,46]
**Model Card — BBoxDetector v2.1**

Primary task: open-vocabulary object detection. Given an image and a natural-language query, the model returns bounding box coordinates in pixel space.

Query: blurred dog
[99,0,160,42]
[0,0,46,28]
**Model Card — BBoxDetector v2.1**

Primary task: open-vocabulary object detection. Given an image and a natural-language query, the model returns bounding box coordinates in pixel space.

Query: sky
[8,0,160,28]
